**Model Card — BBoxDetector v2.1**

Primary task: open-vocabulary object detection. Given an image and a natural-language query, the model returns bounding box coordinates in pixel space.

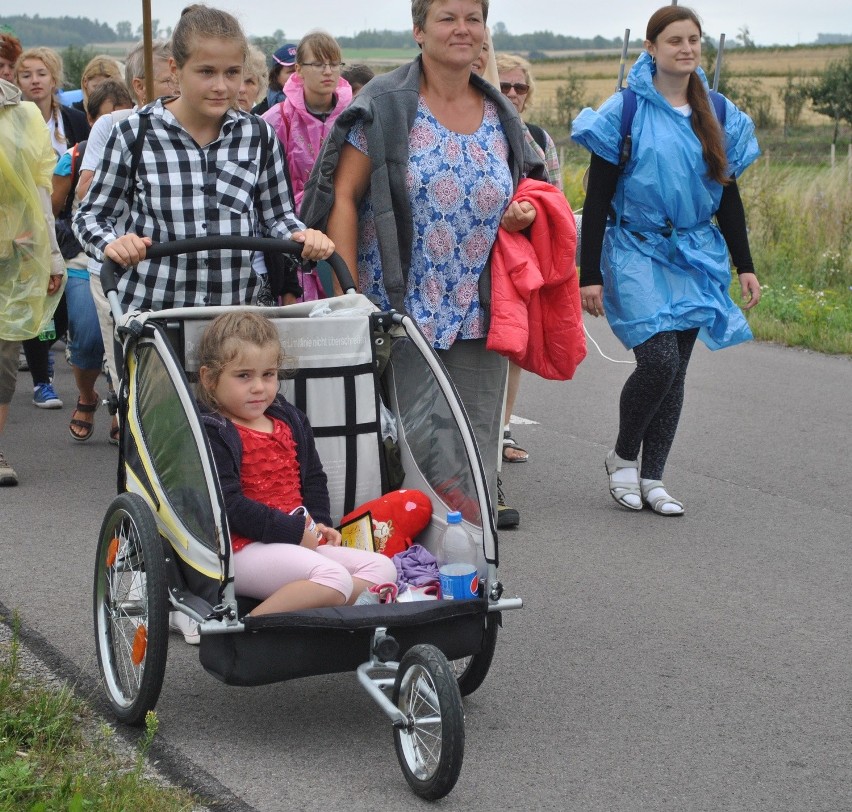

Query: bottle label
[439,563,478,600]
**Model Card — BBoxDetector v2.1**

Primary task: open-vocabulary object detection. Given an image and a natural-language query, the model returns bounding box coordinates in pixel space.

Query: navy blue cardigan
[200,395,331,546]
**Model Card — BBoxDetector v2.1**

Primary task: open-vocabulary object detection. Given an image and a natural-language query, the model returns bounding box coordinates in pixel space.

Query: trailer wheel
[94,493,168,725]
[392,644,465,800]
[451,611,499,696]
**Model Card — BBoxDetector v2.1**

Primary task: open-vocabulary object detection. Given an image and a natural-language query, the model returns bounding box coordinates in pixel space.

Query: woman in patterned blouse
[302,0,546,524]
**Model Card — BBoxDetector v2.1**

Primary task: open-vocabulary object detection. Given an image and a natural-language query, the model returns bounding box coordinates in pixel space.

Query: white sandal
[605,450,642,511]
[640,479,685,516]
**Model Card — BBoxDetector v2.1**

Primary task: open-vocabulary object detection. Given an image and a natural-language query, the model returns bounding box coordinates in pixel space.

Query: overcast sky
[13,0,852,46]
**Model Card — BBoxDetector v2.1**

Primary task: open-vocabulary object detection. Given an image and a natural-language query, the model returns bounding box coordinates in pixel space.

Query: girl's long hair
[646,5,730,185]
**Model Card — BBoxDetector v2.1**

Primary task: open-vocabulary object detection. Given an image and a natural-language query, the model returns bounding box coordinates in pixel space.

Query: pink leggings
[233,543,398,602]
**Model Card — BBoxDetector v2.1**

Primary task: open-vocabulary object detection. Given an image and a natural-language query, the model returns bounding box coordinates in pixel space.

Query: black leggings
[615,328,699,481]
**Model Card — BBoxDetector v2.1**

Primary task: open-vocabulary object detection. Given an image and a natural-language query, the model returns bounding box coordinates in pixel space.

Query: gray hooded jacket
[300,56,546,314]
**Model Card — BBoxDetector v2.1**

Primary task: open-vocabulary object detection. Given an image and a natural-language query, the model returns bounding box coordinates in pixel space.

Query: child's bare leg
[250,580,346,616]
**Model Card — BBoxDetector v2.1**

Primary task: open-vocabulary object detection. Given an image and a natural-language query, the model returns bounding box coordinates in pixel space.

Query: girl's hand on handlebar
[105,234,152,267]
[291,229,335,261]
[316,524,342,547]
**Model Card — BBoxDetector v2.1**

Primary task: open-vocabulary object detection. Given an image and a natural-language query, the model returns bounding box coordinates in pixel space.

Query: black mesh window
[389,337,482,527]
[135,344,217,548]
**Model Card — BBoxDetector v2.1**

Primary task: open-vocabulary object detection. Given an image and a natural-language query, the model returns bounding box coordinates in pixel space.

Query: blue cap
[272,44,297,67]
[447,511,462,524]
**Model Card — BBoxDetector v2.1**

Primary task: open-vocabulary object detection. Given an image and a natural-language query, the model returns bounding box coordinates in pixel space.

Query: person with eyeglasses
[262,30,352,214]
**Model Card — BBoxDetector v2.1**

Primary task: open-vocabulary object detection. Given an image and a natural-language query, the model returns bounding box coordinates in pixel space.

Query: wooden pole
[142,0,154,103]
[616,29,630,91]
[713,33,726,91]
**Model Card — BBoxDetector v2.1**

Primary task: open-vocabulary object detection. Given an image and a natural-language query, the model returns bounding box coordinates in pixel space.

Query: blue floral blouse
[348,96,512,349]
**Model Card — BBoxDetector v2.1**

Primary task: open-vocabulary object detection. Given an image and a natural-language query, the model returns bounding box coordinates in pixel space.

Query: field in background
[526,45,852,126]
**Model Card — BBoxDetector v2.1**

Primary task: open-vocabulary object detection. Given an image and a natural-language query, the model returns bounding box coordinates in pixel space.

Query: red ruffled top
[229,418,303,552]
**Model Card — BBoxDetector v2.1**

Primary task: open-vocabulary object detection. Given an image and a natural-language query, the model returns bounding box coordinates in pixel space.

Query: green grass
[342,47,419,62]
[0,616,198,812]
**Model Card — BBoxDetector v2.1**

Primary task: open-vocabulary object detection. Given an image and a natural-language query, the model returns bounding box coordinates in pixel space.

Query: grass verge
[560,147,852,357]
[0,615,198,812]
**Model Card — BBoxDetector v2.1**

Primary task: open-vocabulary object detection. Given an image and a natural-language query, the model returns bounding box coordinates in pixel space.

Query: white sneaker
[169,611,200,645]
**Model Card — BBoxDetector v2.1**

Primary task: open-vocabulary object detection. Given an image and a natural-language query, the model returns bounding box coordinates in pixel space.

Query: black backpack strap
[618,87,638,169]
[526,123,548,154]
[126,114,150,209]
[60,139,87,220]
[709,90,727,127]
[256,116,302,300]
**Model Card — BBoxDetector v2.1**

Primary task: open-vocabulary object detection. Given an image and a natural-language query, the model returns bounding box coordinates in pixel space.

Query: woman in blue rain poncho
[571,5,761,516]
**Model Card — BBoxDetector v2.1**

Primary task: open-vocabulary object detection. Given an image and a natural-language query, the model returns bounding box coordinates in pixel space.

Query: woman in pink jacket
[262,31,352,213]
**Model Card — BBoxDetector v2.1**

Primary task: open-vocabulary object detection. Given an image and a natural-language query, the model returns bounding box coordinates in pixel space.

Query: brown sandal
[69,395,100,442]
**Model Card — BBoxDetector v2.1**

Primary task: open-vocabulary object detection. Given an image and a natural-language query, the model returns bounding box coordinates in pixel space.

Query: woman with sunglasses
[491,52,564,480]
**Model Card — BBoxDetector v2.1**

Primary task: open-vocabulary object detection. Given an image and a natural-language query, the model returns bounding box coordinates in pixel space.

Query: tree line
[0,15,648,52]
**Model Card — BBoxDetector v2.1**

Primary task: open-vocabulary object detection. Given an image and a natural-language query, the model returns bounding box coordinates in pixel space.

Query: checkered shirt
[73,99,304,312]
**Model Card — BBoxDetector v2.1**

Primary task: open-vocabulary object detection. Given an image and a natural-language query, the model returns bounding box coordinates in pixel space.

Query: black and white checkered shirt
[73,100,304,312]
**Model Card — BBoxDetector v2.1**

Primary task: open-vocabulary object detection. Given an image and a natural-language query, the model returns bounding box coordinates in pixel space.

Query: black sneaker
[496,476,520,529]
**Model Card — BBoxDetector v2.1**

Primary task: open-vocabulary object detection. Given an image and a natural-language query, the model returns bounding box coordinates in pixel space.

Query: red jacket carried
[487,178,586,380]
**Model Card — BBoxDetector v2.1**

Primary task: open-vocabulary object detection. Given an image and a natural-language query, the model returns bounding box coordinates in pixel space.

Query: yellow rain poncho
[0,79,65,341]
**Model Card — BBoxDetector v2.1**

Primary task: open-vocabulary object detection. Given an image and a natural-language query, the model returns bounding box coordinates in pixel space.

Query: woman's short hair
[0,33,23,66]
[86,79,133,120]
[244,44,268,100]
[124,39,171,88]
[495,52,535,106]
[341,63,375,92]
[80,55,124,96]
[411,0,489,30]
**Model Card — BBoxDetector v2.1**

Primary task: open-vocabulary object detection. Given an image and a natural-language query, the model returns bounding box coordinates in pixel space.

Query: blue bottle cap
[446,511,462,524]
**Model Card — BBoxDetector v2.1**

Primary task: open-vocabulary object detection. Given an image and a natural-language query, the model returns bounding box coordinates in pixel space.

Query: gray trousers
[437,338,508,519]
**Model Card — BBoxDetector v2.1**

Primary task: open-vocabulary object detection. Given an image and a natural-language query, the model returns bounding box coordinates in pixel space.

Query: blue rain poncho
[0,81,64,341]
[571,52,759,350]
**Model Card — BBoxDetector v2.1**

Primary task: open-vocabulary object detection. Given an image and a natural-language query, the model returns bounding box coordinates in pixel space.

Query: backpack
[56,139,88,259]
[618,87,727,169]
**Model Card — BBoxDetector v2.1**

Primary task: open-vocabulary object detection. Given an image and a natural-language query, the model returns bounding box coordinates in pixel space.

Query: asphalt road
[1,319,850,812]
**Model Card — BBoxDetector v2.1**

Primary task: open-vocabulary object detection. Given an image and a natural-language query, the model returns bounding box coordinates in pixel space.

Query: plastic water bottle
[38,319,56,342]
[437,512,480,600]
[437,511,476,567]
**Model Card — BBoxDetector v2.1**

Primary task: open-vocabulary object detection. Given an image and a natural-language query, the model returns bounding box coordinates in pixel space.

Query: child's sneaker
[169,612,200,645]
[32,382,62,409]
[354,582,398,605]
